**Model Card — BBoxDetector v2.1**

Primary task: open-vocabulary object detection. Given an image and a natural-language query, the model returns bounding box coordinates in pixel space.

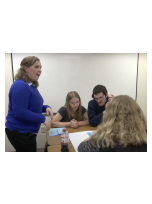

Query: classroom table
[46,125,97,152]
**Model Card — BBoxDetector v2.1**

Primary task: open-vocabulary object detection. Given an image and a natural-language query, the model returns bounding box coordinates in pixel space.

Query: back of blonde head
[91,95,147,148]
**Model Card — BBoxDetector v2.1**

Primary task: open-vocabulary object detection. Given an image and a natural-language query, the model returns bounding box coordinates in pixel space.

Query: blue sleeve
[11,83,46,123]
[88,101,103,127]
[42,105,51,113]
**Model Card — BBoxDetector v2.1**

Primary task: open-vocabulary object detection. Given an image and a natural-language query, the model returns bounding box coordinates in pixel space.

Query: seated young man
[88,84,114,127]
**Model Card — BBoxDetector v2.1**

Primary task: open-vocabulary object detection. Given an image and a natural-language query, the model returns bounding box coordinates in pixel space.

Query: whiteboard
[12,53,138,113]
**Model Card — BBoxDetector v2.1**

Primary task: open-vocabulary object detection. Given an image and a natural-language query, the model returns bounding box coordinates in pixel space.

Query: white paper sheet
[69,131,94,152]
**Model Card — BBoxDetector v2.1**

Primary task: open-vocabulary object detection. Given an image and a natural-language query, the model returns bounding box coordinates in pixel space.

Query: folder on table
[49,128,65,136]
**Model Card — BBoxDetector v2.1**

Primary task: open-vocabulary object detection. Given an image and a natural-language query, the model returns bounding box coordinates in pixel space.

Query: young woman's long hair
[64,91,83,121]
[15,56,40,88]
[91,95,147,148]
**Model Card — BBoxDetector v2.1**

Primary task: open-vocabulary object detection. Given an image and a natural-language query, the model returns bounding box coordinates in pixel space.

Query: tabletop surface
[47,125,97,152]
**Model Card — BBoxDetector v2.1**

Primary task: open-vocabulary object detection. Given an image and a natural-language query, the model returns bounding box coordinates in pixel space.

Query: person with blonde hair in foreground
[78,95,147,152]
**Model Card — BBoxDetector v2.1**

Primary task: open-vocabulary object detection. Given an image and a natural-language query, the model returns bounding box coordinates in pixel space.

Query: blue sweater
[88,98,108,127]
[5,79,50,133]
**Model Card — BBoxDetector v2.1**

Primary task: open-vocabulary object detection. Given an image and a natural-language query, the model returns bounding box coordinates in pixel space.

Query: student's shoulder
[81,106,87,115]
[57,107,68,118]
[81,105,86,111]
[88,99,96,106]
[88,100,99,110]
[58,106,67,113]
[11,79,29,90]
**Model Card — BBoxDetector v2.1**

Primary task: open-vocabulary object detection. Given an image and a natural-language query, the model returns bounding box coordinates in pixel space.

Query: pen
[51,134,61,136]
[57,130,59,135]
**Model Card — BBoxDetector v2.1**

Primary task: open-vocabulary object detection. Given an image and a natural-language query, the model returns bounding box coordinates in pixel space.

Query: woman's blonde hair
[15,56,40,88]
[91,95,147,148]
[64,91,83,121]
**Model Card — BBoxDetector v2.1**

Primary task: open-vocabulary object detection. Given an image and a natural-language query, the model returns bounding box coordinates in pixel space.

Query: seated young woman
[78,95,147,152]
[51,91,89,128]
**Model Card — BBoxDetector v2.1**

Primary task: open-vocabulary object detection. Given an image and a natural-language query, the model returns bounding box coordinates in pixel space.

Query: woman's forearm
[78,120,89,126]
[51,121,70,128]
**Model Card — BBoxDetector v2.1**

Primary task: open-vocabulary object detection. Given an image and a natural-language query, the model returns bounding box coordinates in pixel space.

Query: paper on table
[49,128,65,136]
[69,131,93,152]
[87,131,93,136]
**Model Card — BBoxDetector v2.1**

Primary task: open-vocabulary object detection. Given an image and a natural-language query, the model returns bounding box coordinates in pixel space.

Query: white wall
[136,53,147,117]
[5,53,147,151]
[12,53,138,112]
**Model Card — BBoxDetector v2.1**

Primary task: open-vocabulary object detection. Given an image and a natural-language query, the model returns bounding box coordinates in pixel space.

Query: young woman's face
[24,61,42,82]
[69,97,80,111]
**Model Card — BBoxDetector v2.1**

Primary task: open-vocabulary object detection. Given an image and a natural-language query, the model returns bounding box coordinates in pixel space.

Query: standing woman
[5,56,53,152]
[51,91,89,128]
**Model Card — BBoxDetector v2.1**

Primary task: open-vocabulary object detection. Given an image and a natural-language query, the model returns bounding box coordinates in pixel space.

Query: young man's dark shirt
[88,97,108,127]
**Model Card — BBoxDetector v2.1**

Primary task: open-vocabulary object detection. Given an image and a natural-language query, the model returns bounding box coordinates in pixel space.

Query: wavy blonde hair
[64,91,83,121]
[91,95,147,148]
[15,56,40,88]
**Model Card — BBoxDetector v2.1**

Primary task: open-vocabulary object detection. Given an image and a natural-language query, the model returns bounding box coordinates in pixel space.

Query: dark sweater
[88,98,108,127]
[77,139,147,152]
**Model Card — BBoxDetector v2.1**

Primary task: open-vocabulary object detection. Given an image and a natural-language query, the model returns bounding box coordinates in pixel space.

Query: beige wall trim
[136,53,147,117]
[10,53,15,82]
[135,53,139,101]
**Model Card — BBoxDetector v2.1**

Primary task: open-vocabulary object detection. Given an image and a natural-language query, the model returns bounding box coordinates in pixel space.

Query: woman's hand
[44,120,51,130]
[82,130,97,142]
[46,107,53,120]
[70,119,79,128]
[91,130,97,136]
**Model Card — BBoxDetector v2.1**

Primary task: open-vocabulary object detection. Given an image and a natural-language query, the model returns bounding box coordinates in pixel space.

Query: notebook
[49,128,65,136]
